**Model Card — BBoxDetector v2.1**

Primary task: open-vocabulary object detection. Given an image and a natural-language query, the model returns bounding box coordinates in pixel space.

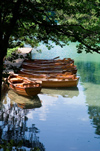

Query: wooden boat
[19,68,77,74]
[24,58,74,64]
[22,62,74,68]
[21,58,77,74]
[21,62,75,69]
[19,73,79,88]
[19,72,75,79]
[8,74,42,97]
[21,64,77,73]
[17,57,79,88]
[40,78,79,88]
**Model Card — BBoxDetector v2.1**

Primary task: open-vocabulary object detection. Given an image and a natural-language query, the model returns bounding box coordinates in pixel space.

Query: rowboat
[19,70,74,79]
[18,72,79,88]
[24,58,74,64]
[21,58,77,74]
[8,74,42,97]
[21,65,77,74]
[18,57,79,88]
[21,62,76,69]
[34,78,79,88]
[19,68,77,74]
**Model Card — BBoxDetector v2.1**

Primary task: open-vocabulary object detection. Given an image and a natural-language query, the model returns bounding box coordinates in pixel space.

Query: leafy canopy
[0,0,100,54]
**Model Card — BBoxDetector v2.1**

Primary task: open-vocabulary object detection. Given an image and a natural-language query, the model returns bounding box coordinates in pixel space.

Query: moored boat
[21,58,77,74]
[8,74,42,97]
[21,62,76,69]
[19,70,74,79]
[24,58,74,64]
[18,58,79,88]
[19,68,77,74]
[40,77,79,88]
[18,72,79,88]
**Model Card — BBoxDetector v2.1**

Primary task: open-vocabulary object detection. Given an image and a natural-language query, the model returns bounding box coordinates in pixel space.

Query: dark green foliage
[1,0,100,54]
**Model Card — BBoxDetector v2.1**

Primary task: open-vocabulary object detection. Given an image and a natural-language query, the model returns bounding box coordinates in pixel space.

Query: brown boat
[8,74,42,97]
[39,77,79,88]
[21,65,77,73]
[19,67,77,74]
[21,62,76,69]
[24,58,74,64]
[22,58,77,74]
[18,72,79,88]
[19,71,74,79]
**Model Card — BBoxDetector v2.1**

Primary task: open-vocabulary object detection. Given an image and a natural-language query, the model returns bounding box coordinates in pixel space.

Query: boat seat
[10,78,23,83]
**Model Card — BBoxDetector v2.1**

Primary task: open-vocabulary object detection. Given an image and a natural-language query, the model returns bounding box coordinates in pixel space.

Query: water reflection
[41,87,79,98]
[76,61,100,84]
[81,82,100,137]
[76,60,100,137]
[88,106,100,136]
[5,89,42,109]
[0,93,45,150]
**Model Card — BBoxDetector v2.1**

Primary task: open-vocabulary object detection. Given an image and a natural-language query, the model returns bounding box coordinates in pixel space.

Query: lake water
[1,42,100,151]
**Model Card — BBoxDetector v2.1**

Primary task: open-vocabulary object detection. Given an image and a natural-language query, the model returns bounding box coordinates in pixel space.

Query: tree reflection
[76,61,100,84]
[88,106,100,136]
[0,97,45,150]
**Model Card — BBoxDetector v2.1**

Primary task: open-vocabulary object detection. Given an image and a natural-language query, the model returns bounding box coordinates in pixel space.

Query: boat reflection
[2,89,42,109]
[0,95,45,150]
[41,87,79,98]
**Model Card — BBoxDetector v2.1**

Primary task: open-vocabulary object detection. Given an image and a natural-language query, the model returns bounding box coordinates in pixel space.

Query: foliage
[6,47,19,58]
[3,48,31,75]
[0,0,100,55]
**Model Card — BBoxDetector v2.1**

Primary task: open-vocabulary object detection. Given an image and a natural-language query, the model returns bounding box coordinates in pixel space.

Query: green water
[1,43,100,151]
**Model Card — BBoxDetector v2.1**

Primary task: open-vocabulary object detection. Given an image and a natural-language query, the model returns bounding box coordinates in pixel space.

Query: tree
[1,0,100,99]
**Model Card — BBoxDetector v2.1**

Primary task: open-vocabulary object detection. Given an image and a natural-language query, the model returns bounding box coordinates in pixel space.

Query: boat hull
[18,58,79,88]
[21,58,77,74]
[32,78,79,88]
[8,74,42,97]
[19,73,79,88]
[19,68,77,74]
[24,58,74,64]
[9,84,41,96]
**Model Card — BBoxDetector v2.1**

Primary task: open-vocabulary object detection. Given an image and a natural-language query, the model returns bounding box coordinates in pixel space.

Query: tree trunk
[0,41,8,101]
[0,56,4,101]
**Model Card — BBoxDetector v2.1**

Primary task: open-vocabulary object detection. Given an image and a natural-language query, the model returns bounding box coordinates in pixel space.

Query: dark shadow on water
[0,93,45,150]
